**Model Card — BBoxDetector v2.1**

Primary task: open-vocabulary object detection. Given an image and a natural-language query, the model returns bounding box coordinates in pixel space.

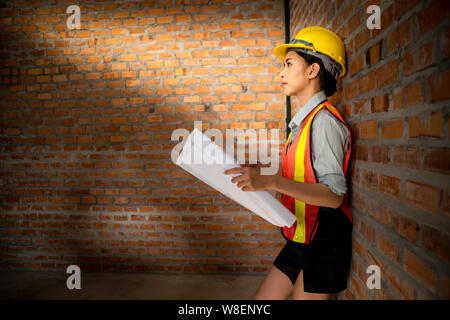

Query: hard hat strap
[289,38,317,52]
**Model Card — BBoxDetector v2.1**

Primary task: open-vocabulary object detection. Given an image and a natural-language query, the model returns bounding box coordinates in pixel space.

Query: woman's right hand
[242,162,282,177]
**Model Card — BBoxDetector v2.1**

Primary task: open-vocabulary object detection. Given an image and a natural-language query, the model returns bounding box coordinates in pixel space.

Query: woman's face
[279,50,317,97]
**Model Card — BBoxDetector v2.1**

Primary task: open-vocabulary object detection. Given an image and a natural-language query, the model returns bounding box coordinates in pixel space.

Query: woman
[223,26,352,300]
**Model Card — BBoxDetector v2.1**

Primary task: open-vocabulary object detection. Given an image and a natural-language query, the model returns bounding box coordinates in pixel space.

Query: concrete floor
[0,270,268,300]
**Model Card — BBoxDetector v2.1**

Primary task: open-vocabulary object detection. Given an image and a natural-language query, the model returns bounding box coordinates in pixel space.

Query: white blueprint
[175,128,296,227]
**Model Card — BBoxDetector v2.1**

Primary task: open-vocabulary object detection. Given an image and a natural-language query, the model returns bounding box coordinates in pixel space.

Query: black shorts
[273,207,353,294]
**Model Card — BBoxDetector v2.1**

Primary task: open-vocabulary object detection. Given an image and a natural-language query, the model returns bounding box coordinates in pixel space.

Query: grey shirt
[288,90,349,196]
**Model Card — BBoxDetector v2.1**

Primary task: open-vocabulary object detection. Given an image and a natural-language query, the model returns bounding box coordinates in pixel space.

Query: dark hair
[286,48,337,97]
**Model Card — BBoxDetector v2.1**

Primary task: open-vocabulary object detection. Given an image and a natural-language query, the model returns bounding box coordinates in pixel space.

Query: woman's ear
[307,62,320,79]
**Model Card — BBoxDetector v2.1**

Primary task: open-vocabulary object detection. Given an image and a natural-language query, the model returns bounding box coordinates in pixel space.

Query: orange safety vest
[281,100,352,244]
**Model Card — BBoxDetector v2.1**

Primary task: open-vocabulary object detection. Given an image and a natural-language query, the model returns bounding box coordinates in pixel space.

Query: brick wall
[0,1,288,275]
[289,0,449,299]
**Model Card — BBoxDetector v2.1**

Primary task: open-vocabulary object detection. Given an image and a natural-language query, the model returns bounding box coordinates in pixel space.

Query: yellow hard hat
[274,26,346,80]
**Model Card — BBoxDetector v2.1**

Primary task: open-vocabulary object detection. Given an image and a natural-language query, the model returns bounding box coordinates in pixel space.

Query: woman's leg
[292,269,330,300]
[252,265,294,300]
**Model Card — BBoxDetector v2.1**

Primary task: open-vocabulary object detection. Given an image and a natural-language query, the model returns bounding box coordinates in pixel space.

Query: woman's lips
[281,82,287,86]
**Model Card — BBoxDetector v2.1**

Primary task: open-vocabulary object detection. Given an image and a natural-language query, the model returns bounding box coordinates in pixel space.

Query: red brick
[341,103,352,118]
[381,118,404,139]
[344,81,358,100]
[370,145,391,164]
[351,278,365,300]
[361,169,378,191]
[23,25,37,32]
[369,199,390,226]
[111,28,126,36]
[374,288,394,300]
[355,262,367,286]
[387,18,412,53]
[355,29,370,51]
[347,11,360,37]
[391,212,419,243]
[417,0,450,34]
[377,232,400,264]
[392,146,421,169]
[377,60,398,88]
[379,174,401,199]
[403,42,434,76]
[387,269,415,299]
[361,120,378,139]
[121,54,136,62]
[393,81,422,109]
[394,0,420,20]
[353,98,367,115]
[354,144,368,161]
[409,112,442,138]
[404,248,438,292]
[359,72,375,93]
[352,237,364,259]
[422,225,450,264]
[423,147,450,174]
[441,274,450,299]
[360,220,375,245]
[103,72,119,79]
[350,123,360,140]
[6,128,21,135]
[347,39,354,58]
[349,54,363,76]
[371,93,389,113]
[448,118,450,137]
[443,26,450,60]
[352,191,367,213]
[351,167,360,185]
[405,180,441,214]
[369,43,380,65]
[428,70,450,102]
[147,115,163,122]
[444,189,450,218]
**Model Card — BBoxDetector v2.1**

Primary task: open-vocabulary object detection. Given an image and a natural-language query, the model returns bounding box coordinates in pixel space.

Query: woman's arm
[270,175,343,209]
[224,164,343,209]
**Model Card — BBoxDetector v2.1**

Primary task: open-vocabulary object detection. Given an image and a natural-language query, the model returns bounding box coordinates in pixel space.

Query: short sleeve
[310,110,350,196]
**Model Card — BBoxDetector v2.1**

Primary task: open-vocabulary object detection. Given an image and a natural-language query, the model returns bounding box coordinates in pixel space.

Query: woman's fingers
[236,180,250,188]
[223,167,260,191]
[231,175,248,184]
[223,167,247,184]
[223,167,244,175]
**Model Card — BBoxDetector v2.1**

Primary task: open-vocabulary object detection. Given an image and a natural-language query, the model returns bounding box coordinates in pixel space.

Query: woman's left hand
[223,165,274,192]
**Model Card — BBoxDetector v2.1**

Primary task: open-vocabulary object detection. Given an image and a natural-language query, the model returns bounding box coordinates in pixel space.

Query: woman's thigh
[252,265,294,300]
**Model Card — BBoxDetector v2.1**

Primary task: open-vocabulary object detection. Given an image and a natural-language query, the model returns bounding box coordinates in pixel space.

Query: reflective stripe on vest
[281,100,352,244]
